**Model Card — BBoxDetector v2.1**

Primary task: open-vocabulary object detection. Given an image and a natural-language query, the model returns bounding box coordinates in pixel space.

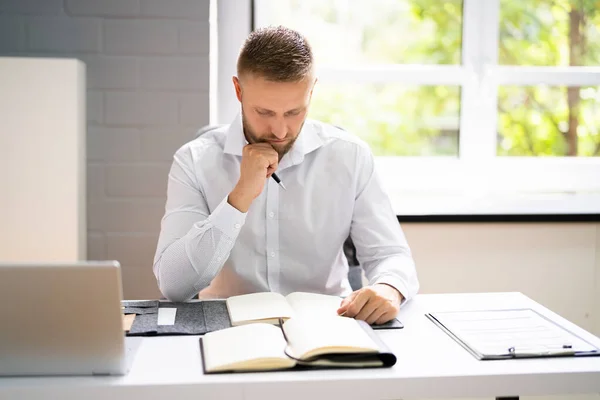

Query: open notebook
[199,315,397,373]
[226,291,403,328]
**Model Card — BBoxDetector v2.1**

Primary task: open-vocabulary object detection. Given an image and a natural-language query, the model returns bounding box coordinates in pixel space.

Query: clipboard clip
[506,344,575,358]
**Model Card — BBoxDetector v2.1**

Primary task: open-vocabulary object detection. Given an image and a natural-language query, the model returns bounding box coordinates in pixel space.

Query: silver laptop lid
[0,261,126,376]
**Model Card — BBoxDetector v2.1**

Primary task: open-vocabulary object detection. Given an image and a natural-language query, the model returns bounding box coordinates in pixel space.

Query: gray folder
[124,300,402,336]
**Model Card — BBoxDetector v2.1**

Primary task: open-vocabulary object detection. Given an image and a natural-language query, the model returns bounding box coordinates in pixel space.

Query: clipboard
[426,308,600,360]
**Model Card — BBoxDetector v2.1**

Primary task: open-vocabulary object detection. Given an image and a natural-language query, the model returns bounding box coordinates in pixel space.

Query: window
[498,85,600,156]
[309,83,461,156]
[219,0,600,199]
[254,0,465,157]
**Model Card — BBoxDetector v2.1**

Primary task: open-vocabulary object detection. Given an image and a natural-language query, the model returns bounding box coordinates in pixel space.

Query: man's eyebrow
[255,107,304,114]
[255,107,276,113]
[285,107,305,114]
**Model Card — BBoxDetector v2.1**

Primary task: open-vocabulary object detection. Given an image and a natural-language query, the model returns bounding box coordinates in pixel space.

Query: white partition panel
[0,57,86,261]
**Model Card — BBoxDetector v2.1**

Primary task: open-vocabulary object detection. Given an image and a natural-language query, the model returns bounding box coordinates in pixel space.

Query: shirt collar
[223,113,245,157]
[223,113,325,169]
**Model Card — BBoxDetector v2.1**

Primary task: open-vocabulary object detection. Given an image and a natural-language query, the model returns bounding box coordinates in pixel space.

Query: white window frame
[216,0,600,204]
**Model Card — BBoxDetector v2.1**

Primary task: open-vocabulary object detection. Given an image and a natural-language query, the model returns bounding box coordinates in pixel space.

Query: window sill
[390,191,600,222]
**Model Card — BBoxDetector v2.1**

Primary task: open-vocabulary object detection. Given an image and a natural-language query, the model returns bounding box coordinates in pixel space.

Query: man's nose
[270,118,287,139]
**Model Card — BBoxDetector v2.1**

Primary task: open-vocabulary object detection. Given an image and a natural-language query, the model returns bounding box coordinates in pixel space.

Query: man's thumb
[338,293,354,313]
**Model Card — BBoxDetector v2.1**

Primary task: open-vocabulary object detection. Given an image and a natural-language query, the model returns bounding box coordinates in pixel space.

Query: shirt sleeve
[349,145,420,304]
[153,145,246,302]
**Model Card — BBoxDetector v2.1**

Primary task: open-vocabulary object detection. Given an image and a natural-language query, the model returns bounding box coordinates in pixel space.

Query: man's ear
[233,76,242,102]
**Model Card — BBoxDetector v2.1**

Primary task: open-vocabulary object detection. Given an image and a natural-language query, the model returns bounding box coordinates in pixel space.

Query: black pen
[271,172,287,190]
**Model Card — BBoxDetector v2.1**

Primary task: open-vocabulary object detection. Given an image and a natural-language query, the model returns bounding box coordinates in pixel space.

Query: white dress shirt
[153,114,419,302]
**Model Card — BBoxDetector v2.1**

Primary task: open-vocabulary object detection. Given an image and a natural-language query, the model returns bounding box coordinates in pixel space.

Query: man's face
[234,73,315,159]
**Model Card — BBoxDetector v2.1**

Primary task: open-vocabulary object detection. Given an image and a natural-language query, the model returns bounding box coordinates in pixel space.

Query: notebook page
[226,292,293,326]
[203,323,293,372]
[285,292,343,319]
[283,316,379,360]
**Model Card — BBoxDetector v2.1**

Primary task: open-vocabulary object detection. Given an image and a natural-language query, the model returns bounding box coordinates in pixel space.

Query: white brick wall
[106,234,159,270]
[140,126,198,161]
[0,0,65,15]
[0,16,26,51]
[140,0,209,19]
[65,0,139,17]
[79,55,139,89]
[87,127,140,161]
[140,57,209,90]
[104,20,179,55]
[105,164,170,197]
[0,0,212,299]
[87,91,104,123]
[87,165,105,199]
[105,92,179,125]
[179,22,210,54]
[28,16,101,52]
[87,232,106,260]
[88,199,165,233]
[179,93,210,125]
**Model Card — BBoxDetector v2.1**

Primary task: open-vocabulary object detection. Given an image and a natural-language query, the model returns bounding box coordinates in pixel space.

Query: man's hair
[237,26,313,82]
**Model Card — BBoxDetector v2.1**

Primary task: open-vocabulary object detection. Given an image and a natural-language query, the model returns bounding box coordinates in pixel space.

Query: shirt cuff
[207,196,247,239]
[372,276,411,307]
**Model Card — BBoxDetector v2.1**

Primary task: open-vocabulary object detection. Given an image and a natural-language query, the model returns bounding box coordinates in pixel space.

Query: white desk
[2,292,600,400]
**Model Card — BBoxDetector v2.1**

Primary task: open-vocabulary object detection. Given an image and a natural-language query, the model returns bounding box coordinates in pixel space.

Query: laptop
[0,260,136,376]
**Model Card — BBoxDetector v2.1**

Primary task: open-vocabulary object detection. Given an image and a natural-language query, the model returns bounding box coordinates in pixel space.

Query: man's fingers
[267,151,279,167]
[366,307,386,325]
[375,310,395,325]
[245,144,279,165]
[341,290,371,318]
[261,151,279,170]
[248,143,279,157]
[337,292,356,315]
[354,297,382,321]
[339,286,401,323]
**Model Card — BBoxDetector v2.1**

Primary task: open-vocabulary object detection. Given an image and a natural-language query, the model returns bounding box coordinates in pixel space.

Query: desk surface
[2,292,600,400]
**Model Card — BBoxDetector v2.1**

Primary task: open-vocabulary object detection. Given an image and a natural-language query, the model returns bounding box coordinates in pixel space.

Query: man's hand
[337,284,404,325]
[228,143,279,212]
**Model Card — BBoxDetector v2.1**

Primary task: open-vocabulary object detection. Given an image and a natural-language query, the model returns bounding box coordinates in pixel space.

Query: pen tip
[280,182,287,191]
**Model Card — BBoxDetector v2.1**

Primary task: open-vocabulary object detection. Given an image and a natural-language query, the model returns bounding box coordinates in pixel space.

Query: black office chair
[193,125,363,291]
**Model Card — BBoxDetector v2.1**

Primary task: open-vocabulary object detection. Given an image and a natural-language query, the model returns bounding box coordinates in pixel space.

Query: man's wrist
[227,190,252,213]
[375,283,404,304]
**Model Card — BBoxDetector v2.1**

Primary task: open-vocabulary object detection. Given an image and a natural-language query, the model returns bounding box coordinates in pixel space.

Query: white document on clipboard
[427,309,600,360]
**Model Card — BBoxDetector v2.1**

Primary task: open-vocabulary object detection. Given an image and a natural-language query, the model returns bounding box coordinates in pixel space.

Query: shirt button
[270,252,276,258]
[234,223,240,229]
[268,212,275,218]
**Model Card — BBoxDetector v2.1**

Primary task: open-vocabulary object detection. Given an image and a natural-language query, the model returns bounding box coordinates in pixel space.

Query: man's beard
[241,109,302,160]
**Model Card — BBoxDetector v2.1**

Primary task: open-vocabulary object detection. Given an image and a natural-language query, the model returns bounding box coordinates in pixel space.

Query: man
[153,26,419,325]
